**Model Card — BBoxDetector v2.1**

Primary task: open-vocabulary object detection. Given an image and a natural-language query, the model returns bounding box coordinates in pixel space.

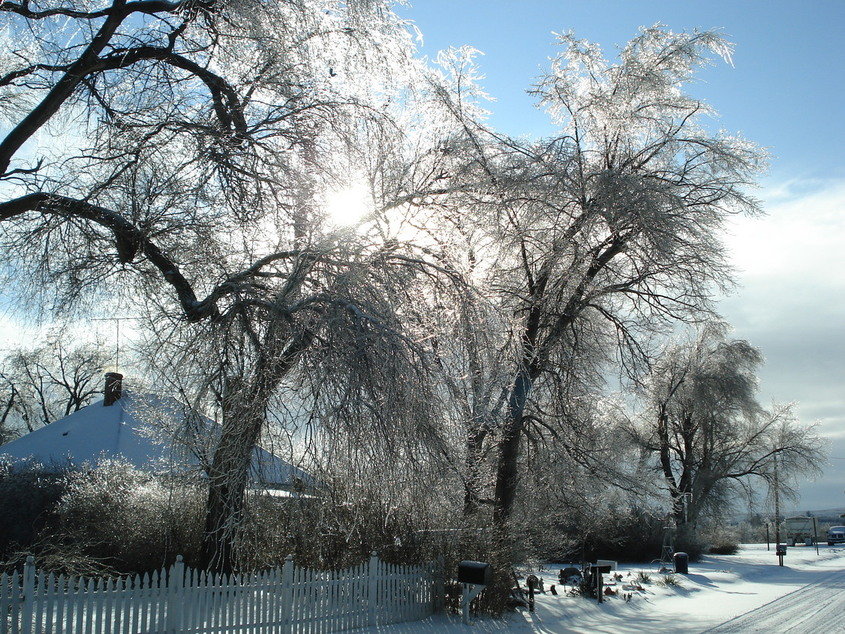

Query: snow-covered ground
[366,544,845,633]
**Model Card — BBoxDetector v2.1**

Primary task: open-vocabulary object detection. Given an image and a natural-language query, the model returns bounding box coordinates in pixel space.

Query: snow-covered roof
[0,391,315,490]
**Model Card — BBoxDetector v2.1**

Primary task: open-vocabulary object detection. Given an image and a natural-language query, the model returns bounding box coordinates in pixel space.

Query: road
[707,569,845,632]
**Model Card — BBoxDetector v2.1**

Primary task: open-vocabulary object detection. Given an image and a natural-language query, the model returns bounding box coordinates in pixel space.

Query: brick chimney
[104,372,123,406]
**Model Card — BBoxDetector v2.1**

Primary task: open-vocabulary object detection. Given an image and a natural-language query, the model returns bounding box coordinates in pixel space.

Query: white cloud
[722,180,845,335]
[0,309,126,356]
[726,179,845,287]
[721,178,845,510]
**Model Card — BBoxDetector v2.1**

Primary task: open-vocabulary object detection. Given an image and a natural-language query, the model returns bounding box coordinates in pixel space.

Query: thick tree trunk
[671,492,687,529]
[199,328,313,572]
[463,426,487,516]
[492,368,532,528]
[200,400,266,572]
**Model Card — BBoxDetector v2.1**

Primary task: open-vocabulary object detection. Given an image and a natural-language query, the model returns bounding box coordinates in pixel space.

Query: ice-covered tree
[633,325,825,533]
[422,26,767,540]
[0,337,111,434]
[0,0,444,570]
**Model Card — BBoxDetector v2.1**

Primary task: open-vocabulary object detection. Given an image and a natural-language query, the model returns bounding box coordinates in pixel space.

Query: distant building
[0,373,315,494]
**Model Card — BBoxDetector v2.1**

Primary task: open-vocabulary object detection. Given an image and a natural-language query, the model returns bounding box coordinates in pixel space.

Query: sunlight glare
[325,181,371,227]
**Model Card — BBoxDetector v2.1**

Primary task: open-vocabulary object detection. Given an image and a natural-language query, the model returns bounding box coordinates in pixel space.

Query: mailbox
[458,560,492,586]
[673,552,689,574]
[596,559,618,572]
[776,545,787,556]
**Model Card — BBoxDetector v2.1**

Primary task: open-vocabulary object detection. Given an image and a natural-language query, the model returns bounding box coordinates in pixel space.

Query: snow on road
[364,544,845,633]
[707,569,845,632]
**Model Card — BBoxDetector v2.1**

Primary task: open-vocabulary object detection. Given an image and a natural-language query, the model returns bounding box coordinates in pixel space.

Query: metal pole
[814,517,820,555]
[766,524,770,551]
[462,584,483,624]
[774,453,781,548]
[116,318,120,372]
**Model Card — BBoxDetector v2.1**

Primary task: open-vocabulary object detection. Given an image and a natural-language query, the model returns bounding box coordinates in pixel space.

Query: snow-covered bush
[51,460,205,573]
[708,542,739,555]
[3,458,465,575]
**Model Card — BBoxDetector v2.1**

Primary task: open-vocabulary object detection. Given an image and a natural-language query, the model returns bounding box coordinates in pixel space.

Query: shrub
[2,460,458,578]
[576,575,596,598]
[708,542,739,555]
[44,461,204,574]
[0,465,66,559]
[0,460,207,575]
[3,540,118,577]
[700,524,740,556]
[673,532,705,562]
[237,488,442,571]
[535,507,667,564]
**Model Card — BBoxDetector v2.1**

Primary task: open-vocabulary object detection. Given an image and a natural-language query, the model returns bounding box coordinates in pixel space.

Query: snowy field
[366,544,845,633]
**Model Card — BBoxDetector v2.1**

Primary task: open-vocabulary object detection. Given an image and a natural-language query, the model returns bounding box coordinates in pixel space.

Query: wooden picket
[0,554,436,633]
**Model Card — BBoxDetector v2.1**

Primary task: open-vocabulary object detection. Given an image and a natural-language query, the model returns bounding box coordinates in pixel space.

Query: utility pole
[774,451,783,566]
[774,452,780,545]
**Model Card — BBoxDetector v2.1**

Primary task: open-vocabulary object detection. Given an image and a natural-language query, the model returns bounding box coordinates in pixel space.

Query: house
[0,373,316,494]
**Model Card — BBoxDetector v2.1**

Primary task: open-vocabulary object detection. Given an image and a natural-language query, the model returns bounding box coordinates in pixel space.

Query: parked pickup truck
[827,526,845,546]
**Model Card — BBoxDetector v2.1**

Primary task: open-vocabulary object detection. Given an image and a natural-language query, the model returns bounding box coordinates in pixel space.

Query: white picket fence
[0,553,440,634]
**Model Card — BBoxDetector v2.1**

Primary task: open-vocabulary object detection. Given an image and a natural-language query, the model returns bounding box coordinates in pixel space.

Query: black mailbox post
[458,561,491,624]
[585,564,612,604]
[458,560,492,586]
[776,544,787,566]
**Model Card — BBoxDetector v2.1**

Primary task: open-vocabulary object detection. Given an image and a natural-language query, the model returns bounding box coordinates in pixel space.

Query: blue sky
[399,1,845,512]
[399,0,845,184]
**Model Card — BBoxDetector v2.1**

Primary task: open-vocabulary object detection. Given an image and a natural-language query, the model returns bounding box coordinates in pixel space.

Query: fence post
[281,555,294,633]
[368,551,379,627]
[166,555,185,633]
[21,555,35,634]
